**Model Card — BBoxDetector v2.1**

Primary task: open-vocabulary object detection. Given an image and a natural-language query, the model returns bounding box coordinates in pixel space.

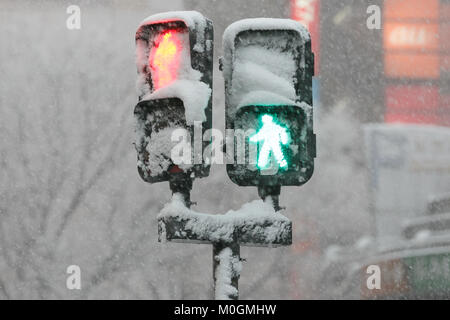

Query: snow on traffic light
[222,18,316,187]
[134,11,213,184]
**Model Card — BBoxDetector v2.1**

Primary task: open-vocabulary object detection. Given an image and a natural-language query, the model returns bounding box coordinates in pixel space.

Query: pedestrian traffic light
[222,18,316,188]
[134,12,213,184]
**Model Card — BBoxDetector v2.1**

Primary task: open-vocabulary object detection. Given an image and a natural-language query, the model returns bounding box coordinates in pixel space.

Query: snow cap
[222,18,310,71]
[139,10,207,31]
[223,18,310,59]
[222,18,311,111]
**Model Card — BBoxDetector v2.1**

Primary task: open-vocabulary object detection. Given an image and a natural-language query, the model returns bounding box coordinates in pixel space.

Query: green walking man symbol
[250,114,289,170]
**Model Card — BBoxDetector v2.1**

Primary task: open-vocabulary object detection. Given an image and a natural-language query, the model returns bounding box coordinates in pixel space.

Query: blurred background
[0,0,449,299]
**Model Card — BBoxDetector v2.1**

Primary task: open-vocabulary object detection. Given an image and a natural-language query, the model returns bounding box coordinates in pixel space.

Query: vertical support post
[213,242,240,300]
[258,185,282,211]
[169,175,192,208]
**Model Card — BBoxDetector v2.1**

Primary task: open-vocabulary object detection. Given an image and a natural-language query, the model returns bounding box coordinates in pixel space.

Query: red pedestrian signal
[134,12,213,185]
[149,30,183,89]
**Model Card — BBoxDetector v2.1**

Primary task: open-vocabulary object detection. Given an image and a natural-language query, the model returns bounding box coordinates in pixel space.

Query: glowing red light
[149,30,182,89]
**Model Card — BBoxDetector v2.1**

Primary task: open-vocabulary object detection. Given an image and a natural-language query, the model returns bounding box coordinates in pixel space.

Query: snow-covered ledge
[158,193,292,247]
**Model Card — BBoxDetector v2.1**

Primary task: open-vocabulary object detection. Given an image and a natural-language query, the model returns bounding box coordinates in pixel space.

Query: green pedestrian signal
[222,19,316,190]
[229,105,313,187]
[250,114,290,170]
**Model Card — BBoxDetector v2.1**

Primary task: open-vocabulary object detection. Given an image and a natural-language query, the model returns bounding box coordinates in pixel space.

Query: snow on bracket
[158,194,292,247]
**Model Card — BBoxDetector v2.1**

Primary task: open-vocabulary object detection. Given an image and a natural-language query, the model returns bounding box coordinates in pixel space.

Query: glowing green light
[250,114,290,170]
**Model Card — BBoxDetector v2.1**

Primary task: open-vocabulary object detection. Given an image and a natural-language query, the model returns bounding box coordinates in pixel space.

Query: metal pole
[213,242,240,300]
[258,185,282,211]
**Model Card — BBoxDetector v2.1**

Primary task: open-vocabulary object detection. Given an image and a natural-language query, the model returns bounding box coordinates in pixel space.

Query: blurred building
[183,0,450,300]
[383,0,450,126]
[321,0,450,299]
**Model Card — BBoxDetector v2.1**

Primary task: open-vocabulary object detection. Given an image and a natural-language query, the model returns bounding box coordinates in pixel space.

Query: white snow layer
[232,45,297,108]
[143,79,211,125]
[158,193,290,244]
[223,18,310,53]
[214,247,241,300]
[137,11,211,125]
[223,18,309,112]
[140,10,207,34]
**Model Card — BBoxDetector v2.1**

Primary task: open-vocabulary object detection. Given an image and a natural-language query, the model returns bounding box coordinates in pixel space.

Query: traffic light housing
[222,19,316,187]
[134,12,213,184]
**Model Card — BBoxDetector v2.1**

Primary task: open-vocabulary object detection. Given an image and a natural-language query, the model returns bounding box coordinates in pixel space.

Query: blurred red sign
[384,23,439,51]
[384,0,441,80]
[386,85,439,110]
[385,85,440,124]
[385,0,439,20]
[385,113,440,124]
[291,0,320,74]
[385,53,440,79]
